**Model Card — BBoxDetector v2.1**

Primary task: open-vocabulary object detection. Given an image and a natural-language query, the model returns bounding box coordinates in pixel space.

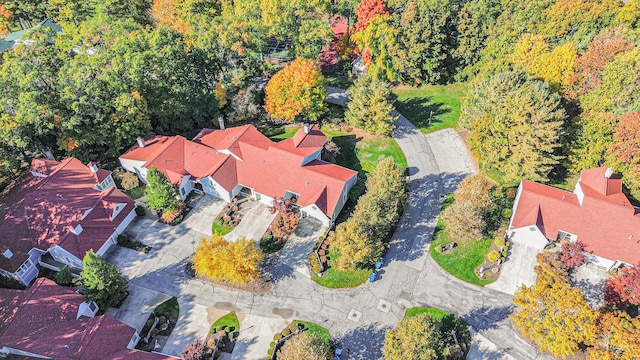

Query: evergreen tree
[345,75,396,135]
[144,167,179,212]
[461,71,566,183]
[76,250,128,309]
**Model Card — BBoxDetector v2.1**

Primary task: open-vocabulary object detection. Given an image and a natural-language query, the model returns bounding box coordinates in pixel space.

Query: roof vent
[3,249,13,259]
[136,136,145,148]
[218,116,225,130]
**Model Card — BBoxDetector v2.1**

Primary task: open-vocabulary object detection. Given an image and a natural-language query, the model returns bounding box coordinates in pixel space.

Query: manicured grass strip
[212,221,232,236]
[269,125,299,141]
[393,83,467,134]
[292,320,332,345]
[323,73,354,89]
[404,307,449,320]
[210,311,240,334]
[429,196,495,286]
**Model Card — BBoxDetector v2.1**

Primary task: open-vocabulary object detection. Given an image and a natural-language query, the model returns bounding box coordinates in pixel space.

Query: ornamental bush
[488,250,501,263]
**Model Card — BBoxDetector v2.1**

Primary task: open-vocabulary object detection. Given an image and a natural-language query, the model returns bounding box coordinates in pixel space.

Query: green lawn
[293,320,332,344]
[393,83,467,133]
[212,221,232,236]
[210,311,240,334]
[311,250,370,288]
[323,73,354,89]
[404,307,450,320]
[429,196,495,286]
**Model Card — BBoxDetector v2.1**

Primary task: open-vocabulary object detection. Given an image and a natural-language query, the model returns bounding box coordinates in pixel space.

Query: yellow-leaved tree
[588,311,640,360]
[192,234,263,285]
[511,257,598,359]
[264,58,328,122]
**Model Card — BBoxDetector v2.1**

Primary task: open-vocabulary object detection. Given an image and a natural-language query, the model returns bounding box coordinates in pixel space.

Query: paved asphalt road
[108,89,553,360]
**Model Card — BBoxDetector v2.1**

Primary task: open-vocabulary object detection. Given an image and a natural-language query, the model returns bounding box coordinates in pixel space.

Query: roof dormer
[112,203,127,220]
[76,301,98,319]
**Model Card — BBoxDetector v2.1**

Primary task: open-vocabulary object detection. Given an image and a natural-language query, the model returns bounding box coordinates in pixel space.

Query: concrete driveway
[486,242,540,295]
[106,281,171,333]
[182,195,226,237]
[224,202,276,242]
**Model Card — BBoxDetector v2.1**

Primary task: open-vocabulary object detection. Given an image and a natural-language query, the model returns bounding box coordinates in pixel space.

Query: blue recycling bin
[369,272,376,283]
[375,261,382,270]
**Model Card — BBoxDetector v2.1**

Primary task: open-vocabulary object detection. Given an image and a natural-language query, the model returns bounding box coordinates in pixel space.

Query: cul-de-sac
[1,1,639,359]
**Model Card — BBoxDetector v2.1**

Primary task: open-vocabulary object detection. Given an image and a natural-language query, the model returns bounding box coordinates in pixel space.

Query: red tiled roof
[123,125,357,220]
[512,167,640,264]
[0,158,134,273]
[0,278,171,360]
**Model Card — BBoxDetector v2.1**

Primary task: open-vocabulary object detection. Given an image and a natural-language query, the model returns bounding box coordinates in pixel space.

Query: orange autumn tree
[354,0,388,33]
[264,58,327,122]
[192,234,263,285]
[588,311,640,360]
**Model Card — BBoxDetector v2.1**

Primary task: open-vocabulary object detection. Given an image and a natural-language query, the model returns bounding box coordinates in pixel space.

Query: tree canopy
[76,250,128,310]
[345,75,396,135]
[192,234,263,285]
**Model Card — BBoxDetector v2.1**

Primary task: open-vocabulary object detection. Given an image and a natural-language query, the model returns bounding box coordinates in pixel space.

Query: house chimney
[136,136,145,148]
[87,162,98,173]
[304,123,310,134]
[218,116,225,130]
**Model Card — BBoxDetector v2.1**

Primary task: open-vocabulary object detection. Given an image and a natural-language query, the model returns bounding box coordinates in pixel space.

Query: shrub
[318,249,325,256]
[120,172,140,190]
[288,323,298,333]
[135,205,146,216]
[274,333,283,341]
[223,215,231,222]
[267,348,273,356]
[506,187,517,198]
[159,316,167,323]
[494,237,505,247]
[54,268,73,286]
[270,342,275,349]
[271,211,299,239]
[501,208,513,219]
[318,236,324,242]
[487,250,501,263]
[161,203,185,224]
[320,255,327,263]
[151,328,159,338]
[309,253,323,274]
[282,329,291,337]
[502,247,508,257]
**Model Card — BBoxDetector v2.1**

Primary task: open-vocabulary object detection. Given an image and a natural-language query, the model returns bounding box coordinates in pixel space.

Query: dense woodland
[0,0,638,195]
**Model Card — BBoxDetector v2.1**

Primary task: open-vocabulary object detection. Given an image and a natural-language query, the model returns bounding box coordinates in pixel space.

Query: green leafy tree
[264,58,328,122]
[144,167,180,212]
[0,27,63,155]
[352,14,400,82]
[76,250,128,309]
[345,75,396,135]
[390,0,461,84]
[570,112,617,172]
[461,71,566,183]
[454,0,502,78]
[581,47,640,115]
[277,332,332,360]
[383,313,447,360]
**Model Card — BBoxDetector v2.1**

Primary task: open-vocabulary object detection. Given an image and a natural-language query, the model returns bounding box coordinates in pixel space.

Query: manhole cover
[377,299,391,313]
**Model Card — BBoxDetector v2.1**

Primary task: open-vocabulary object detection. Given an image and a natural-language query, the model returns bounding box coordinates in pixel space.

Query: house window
[16,261,31,275]
[89,302,97,312]
[557,230,575,242]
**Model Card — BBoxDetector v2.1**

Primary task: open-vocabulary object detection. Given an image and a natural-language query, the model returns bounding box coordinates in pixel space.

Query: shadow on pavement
[338,323,389,360]
[462,305,515,331]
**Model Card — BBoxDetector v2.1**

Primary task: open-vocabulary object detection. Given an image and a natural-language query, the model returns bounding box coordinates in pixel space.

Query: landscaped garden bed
[476,236,510,281]
[213,198,246,234]
[135,297,179,352]
[401,307,471,358]
[267,320,333,359]
[206,311,239,354]
[117,234,151,253]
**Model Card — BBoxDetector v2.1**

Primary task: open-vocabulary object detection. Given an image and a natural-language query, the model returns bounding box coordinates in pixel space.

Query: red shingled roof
[0,278,171,360]
[512,167,640,265]
[0,158,134,272]
[121,125,357,220]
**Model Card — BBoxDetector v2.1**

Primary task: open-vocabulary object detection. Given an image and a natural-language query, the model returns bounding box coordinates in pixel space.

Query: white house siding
[300,204,331,227]
[116,208,137,234]
[96,232,118,257]
[119,158,147,182]
[257,192,274,207]
[179,175,195,201]
[508,226,549,250]
[15,258,39,286]
[200,177,232,201]
[48,246,83,270]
